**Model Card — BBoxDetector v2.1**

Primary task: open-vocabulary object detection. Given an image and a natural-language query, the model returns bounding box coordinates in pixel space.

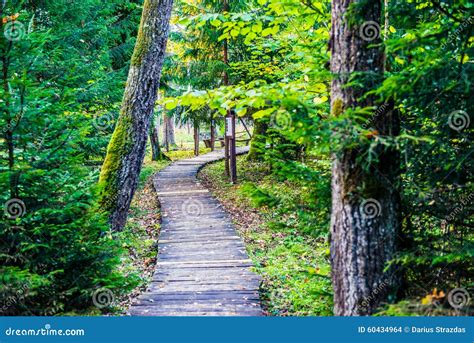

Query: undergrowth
[199,156,333,316]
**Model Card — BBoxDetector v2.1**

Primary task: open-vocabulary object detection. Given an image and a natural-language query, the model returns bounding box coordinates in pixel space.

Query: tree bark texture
[98,0,174,231]
[329,0,400,315]
[162,113,176,149]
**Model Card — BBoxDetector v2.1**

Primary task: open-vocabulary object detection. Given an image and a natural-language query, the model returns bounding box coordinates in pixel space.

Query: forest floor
[199,156,333,316]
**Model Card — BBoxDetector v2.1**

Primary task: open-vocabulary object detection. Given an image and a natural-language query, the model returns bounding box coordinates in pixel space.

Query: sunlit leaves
[253,107,277,119]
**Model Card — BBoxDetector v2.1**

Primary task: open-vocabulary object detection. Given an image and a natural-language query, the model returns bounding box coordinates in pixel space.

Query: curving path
[129,147,262,316]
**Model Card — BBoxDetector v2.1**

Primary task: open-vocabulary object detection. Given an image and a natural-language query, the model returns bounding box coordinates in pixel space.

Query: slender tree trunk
[162,113,176,149]
[329,0,400,315]
[150,114,168,161]
[98,0,173,231]
[193,123,199,156]
[247,119,268,161]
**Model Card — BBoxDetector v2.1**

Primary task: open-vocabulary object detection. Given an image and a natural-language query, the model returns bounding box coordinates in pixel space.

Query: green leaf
[253,107,276,119]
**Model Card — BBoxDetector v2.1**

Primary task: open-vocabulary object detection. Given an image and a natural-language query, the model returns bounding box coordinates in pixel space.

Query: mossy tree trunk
[98,0,174,231]
[329,0,400,315]
[246,119,268,161]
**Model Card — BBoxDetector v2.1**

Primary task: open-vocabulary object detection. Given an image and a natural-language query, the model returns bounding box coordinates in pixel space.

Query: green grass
[199,157,333,316]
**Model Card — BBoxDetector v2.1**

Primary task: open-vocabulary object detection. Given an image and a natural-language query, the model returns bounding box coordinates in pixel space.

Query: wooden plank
[131,303,261,311]
[155,259,253,266]
[138,290,259,298]
[157,190,209,196]
[147,283,260,293]
[158,236,241,244]
[152,273,260,282]
[129,309,261,316]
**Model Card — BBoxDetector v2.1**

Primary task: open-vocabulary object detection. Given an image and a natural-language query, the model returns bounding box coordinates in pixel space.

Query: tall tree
[99,0,174,231]
[162,112,176,150]
[329,0,400,315]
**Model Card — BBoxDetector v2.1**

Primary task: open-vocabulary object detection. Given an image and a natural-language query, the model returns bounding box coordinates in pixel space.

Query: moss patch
[130,0,156,67]
[98,115,133,212]
[331,98,344,117]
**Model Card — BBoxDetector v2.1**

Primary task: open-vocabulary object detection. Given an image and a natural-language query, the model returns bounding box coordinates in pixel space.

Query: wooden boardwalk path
[129,147,262,316]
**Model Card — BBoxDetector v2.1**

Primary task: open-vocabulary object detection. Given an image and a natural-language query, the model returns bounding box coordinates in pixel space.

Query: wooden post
[230,111,237,183]
[210,112,216,151]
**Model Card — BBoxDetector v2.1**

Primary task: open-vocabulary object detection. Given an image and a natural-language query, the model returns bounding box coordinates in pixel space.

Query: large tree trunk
[247,119,267,161]
[162,113,175,150]
[98,0,173,231]
[329,0,400,315]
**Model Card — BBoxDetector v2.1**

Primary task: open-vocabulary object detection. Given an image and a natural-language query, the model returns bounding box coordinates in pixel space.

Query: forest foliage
[1,0,472,315]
